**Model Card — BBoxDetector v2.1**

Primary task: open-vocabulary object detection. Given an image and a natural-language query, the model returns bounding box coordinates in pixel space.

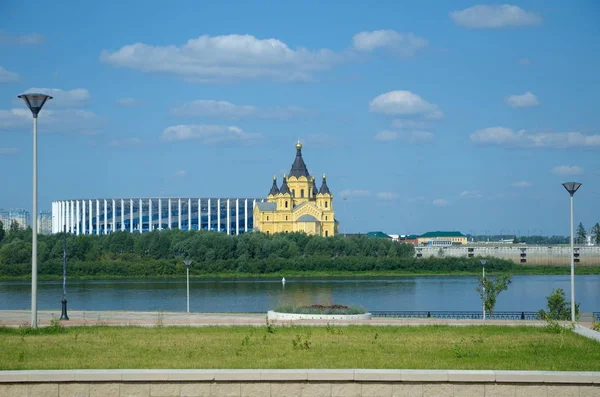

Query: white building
[37,211,52,235]
[51,197,264,235]
[0,208,31,231]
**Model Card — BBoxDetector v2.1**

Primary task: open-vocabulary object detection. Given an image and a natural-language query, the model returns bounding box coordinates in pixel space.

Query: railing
[370,311,540,320]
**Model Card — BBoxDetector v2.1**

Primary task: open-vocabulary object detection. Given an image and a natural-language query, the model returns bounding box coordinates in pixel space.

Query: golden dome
[295,140,303,150]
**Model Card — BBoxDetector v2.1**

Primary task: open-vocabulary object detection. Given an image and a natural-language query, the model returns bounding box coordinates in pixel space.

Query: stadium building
[51,197,263,235]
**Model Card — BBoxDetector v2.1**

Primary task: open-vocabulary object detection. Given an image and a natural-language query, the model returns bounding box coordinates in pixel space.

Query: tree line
[0,224,517,278]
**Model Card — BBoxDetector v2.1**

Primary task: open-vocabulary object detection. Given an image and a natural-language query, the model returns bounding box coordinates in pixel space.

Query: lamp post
[562,182,582,323]
[60,225,69,320]
[18,93,52,328]
[480,259,487,320]
[183,260,193,313]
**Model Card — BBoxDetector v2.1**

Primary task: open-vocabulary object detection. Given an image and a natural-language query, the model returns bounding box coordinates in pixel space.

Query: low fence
[370,311,540,320]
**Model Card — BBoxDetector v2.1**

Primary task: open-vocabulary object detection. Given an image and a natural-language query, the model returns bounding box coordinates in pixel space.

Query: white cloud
[21,88,90,107]
[370,90,443,119]
[352,30,428,56]
[512,181,532,188]
[376,192,399,200]
[470,127,600,148]
[519,58,532,65]
[173,170,187,178]
[552,165,583,176]
[0,66,19,83]
[116,97,139,107]
[0,30,45,45]
[340,189,371,198]
[450,5,542,28]
[101,34,340,82]
[392,119,428,129]
[460,191,482,199]
[108,137,142,147]
[171,100,306,119]
[0,108,102,135]
[506,92,539,108]
[375,130,434,143]
[0,148,19,155]
[161,124,261,144]
[433,199,448,207]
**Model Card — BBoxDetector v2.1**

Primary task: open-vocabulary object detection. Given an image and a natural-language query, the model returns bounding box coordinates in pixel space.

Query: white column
[244,199,248,232]
[217,199,221,232]
[121,199,125,231]
[226,199,231,235]
[168,198,172,229]
[158,198,162,230]
[70,200,74,233]
[139,198,143,233]
[54,202,58,234]
[198,199,202,230]
[188,198,192,231]
[112,199,116,233]
[82,200,86,235]
[63,201,67,233]
[75,200,80,235]
[96,200,100,235]
[88,200,92,235]
[235,199,239,235]
[104,199,108,234]
[149,198,153,232]
[207,198,211,231]
[129,199,133,233]
[178,198,182,229]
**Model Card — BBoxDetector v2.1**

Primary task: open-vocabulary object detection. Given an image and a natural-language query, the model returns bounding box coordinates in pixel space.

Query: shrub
[274,304,365,315]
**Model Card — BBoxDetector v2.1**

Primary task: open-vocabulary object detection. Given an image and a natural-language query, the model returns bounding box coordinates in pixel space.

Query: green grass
[2,266,600,281]
[274,304,366,315]
[0,325,598,370]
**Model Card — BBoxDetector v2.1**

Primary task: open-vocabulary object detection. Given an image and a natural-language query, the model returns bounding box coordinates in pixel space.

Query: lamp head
[480,259,488,266]
[562,182,582,196]
[183,259,193,268]
[18,93,53,118]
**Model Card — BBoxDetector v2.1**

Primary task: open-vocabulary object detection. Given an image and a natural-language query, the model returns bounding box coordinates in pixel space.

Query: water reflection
[0,275,598,313]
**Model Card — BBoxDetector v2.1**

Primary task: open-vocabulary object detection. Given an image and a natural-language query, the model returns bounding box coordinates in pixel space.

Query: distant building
[418,231,467,246]
[398,234,419,245]
[253,141,337,237]
[0,208,30,231]
[37,211,52,235]
[365,231,392,240]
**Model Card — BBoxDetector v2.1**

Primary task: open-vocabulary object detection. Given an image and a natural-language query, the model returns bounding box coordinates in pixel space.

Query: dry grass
[0,325,598,370]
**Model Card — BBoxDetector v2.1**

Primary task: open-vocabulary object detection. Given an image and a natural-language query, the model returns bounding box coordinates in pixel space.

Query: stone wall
[417,245,600,266]
[1,369,598,396]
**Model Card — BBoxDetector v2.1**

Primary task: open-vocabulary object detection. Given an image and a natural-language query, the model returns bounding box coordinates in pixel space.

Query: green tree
[576,222,586,244]
[476,274,512,315]
[539,288,579,321]
[0,220,5,244]
[9,220,20,233]
[592,223,600,245]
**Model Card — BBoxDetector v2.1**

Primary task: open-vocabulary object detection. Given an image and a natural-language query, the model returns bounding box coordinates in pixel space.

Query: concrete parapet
[0,370,598,397]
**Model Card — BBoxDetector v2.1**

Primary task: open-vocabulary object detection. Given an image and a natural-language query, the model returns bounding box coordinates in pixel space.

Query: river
[0,275,598,313]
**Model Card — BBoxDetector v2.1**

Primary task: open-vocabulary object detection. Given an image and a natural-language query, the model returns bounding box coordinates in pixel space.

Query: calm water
[0,275,598,313]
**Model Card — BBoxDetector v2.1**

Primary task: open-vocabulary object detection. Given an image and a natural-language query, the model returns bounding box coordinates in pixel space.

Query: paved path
[0,310,579,328]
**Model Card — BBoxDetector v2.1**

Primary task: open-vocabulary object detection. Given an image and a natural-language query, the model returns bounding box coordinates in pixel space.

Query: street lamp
[18,93,53,328]
[480,259,487,320]
[183,260,193,313]
[562,182,582,323]
[60,225,69,320]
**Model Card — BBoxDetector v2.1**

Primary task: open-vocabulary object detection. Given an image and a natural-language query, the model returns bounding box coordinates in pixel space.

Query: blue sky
[1,0,599,236]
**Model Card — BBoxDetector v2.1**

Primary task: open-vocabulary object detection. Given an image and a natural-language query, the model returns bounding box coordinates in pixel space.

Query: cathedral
[253,141,337,237]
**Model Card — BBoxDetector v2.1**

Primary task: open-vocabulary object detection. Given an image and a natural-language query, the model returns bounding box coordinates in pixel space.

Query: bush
[274,304,365,315]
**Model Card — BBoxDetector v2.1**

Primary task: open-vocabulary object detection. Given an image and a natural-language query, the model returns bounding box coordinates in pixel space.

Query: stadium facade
[51,197,264,235]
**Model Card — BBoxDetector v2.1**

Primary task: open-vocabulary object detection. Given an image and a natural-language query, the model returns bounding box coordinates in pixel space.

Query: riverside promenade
[0,309,577,328]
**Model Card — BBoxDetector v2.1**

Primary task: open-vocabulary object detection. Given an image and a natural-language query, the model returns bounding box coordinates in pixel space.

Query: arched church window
[285,201,288,208]
[292,189,296,197]
[325,230,329,237]
[267,216,269,221]
[286,216,288,220]
[301,189,304,198]
[325,201,328,208]
[325,216,328,220]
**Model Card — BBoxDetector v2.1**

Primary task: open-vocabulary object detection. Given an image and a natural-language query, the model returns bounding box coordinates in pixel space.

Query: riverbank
[1,265,599,281]
[1,323,599,370]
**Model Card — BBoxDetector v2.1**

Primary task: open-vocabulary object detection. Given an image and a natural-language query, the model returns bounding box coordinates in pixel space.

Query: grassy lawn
[1,325,599,371]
